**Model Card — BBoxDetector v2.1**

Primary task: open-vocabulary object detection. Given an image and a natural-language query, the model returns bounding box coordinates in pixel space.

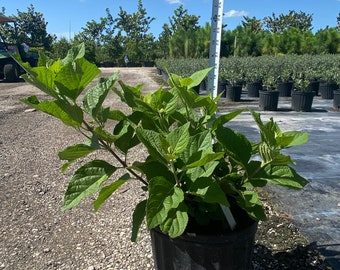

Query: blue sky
[1,0,339,39]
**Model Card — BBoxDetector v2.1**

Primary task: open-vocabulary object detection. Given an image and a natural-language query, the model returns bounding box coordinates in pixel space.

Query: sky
[1,0,339,40]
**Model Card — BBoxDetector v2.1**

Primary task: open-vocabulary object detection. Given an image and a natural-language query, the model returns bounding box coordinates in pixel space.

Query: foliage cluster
[159,54,340,89]
[19,44,309,240]
[2,4,339,66]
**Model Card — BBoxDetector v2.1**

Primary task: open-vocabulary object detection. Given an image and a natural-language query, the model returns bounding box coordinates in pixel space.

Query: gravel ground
[0,67,333,270]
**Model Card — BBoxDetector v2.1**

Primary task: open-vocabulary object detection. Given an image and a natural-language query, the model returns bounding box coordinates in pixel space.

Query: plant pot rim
[151,220,258,243]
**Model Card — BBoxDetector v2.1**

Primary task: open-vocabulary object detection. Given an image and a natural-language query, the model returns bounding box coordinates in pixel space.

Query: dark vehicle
[0,14,38,82]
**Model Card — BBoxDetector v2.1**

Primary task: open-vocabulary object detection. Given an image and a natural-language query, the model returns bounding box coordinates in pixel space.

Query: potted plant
[224,69,244,102]
[18,44,309,270]
[303,68,320,96]
[291,76,315,112]
[319,68,338,99]
[277,68,294,97]
[245,69,263,98]
[259,74,280,111]
[333,72,340,111]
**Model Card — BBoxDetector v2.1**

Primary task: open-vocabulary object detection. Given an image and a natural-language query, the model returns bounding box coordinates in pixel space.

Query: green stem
[82,121,148,186]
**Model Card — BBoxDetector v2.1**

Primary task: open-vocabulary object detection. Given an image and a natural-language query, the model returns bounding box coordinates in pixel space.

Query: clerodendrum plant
[19,44,309,241]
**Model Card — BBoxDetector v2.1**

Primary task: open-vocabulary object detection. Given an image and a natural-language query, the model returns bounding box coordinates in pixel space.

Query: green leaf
[131,200,147,242]
[21,67,58,99]
[93,174,130,211]
[255,164,309,189]
[180,130,212,163]
[180,77,193,87]
[215,126,252,167]
[83,73,119,116]
[188,177,229,206]
[136,128,167,164]
[114,124,140,154]
[167,123,190,154]
[258,143,295,166]
[58,143,98,170]
[211,109,245,130]
[277,131,309,148]
[159,203,188,238]
[61,43,86,65]
[184,152,224,169]
[188,67,212,88]
[93,127,122,143]
[62,160,116,211]
[55,58,100,101]
[21,97,83,127]
[236,190,267,220]
[146,177,184,230]
[130,161,175,183]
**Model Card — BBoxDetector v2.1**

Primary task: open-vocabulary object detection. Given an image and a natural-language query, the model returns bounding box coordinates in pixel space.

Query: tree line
[1,2,339,66]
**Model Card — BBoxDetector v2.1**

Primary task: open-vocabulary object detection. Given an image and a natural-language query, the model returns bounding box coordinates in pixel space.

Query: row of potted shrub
[156,55,340,111]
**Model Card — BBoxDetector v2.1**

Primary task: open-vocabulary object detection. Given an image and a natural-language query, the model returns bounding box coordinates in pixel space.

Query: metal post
[207,0,224,99]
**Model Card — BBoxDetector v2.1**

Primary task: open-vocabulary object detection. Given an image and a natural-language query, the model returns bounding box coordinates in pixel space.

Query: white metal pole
[207,0,224,99]
[208,0,237,231]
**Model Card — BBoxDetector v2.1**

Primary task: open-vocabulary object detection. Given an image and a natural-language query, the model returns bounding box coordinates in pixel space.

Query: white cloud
[223,10,248,18]
[165,0,183,4]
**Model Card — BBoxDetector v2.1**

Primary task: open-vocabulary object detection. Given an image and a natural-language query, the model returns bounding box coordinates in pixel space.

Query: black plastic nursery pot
[307,80,320,96]
[259,90,279,111]
[291,91,314,112]
[218,81,227,98]
[319,82,338,99]
[193,79,207,95]
[226,85,242,102]
[333,91,340,111]
[150,221,258,270]
[277,81,293,97]
[246,82,262,97]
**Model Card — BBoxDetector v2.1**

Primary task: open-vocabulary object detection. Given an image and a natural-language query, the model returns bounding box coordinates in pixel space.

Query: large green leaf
[55,58,100,101]
[83,73,119,117]
[188,177,229,206]
[136,127,167,164]
[188,67,212,88]
[62,160,116,211]
[146,177,184,230]
[215,126,252,167]
[21,67,58,99]
[254,164,309,189]
[159,203,188,238]
[21,96,83,127]
[236,190,267,221]
[58,143,98,169]
[258,143,294,166]
[61,43,86,65]
[211,109,245,130]
[131,200,147,242]
[180,130,212,163]
[277,131,309,148]
[93,174,130,211]
[167,122,190,154]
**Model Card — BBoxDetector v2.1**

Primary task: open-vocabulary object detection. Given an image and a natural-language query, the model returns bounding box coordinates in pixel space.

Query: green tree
[165,5,202,58]
[74,17,107,64]
[314,27,340,54]
[50,37,72,59]
[241,16,263,33]
[0,5,55,49]
[168,5,200,34]
[114,0,155,63]
[264,10,313,33]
